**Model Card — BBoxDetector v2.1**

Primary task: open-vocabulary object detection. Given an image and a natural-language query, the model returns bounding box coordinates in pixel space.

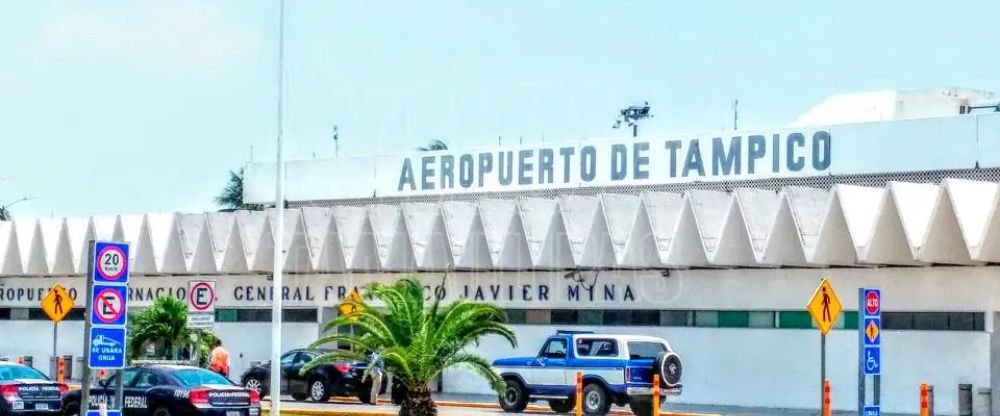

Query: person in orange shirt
[209,339,231,378]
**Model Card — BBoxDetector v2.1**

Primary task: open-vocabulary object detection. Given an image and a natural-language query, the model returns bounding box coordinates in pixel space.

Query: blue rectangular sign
[87,411,121,416]
[863,406,880,416]
[93,241,130,285]
[91,285,128,327]
[864,346,881,375]
[864,317,881,346]
[88,327,126,369]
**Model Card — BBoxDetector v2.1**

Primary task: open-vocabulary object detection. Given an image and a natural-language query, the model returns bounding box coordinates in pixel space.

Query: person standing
[363,351,385,406]
[209,339,230,378]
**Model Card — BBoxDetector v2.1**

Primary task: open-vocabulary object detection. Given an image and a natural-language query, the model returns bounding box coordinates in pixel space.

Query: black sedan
[239,349,389,403]
[62,365,260,416]
[0,362,68,415]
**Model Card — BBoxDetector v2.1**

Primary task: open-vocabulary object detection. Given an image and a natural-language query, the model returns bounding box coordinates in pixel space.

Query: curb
[266,401,720,416]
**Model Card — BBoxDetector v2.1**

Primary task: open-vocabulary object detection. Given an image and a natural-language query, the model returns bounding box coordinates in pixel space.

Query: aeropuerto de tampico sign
[397,131,832,192]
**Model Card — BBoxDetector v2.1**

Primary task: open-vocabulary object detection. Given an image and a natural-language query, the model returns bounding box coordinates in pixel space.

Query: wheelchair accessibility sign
[864,346,881,375]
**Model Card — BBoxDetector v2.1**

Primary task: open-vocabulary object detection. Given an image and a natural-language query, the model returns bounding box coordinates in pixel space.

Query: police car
[492,331,682,416]
[62,365,260,416]
[0,362,68,415]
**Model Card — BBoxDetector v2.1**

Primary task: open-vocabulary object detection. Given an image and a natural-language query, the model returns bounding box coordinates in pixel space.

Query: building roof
[1,178,999,277]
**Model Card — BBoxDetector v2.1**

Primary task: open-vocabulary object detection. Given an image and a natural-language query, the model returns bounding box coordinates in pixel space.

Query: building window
[660,310,691,327]
[10,308,28,321]
[0,308,9,320]
[748,311,775,328]
[505,309,526,325]
[578,310,603,325]
[551,310,579,325]
[694,311,719,327]
[525,309,550,325]
[631,310,660,326]
[884,312,984,331]
[778,311,813,329]
[718,311,750,328]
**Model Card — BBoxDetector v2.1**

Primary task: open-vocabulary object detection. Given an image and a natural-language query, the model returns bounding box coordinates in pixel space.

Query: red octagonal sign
[865,290,880,316]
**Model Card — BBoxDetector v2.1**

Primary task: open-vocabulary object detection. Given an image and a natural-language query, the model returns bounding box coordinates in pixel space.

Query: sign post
[859,288,882,416]
[808,279,842,415]
[40,283,74,373]
[81,241,129,416]
[187,281,217,365]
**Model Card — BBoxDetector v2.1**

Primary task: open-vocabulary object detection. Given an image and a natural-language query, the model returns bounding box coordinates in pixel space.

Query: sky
[1,0,999,218]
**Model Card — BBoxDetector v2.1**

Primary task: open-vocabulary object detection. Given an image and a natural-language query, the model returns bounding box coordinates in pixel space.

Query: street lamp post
[270,0,286,413]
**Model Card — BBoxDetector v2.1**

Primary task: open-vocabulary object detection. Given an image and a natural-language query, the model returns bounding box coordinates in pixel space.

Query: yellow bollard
[652,374,660,416]
[575,371,583,416]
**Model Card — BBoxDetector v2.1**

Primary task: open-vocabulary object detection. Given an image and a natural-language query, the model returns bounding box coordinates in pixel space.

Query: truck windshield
[627,342,666,359]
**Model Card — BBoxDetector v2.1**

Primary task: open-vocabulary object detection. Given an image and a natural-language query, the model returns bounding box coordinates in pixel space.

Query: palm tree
[303,277,516,416]
[128,296,218,365]
[417,140,448,151]
[214,169,263,211]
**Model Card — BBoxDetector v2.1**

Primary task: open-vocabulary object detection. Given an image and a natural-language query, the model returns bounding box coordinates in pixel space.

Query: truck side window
[540,338,568,358]
[627,341,667,360]
[577,339,618,357]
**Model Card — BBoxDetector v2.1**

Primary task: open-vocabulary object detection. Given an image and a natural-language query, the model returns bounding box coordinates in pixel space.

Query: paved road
[264,394,878,416]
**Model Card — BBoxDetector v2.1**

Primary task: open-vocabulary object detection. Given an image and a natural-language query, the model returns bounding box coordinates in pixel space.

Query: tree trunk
[399,383,436,416]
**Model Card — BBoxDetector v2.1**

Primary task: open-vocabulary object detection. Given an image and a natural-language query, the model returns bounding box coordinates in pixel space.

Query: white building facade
[3,90,1000,414]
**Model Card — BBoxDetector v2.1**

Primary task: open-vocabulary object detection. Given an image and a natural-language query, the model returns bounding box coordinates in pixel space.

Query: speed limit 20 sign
[93,242,130,284]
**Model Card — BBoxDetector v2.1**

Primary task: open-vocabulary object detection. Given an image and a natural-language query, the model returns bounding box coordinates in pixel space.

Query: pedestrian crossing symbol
[338,288,366,322]
[40,283,74,324]
[807,279,842,336]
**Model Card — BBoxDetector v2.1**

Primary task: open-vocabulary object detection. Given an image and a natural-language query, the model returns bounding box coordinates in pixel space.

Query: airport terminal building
[2,89,1000,414]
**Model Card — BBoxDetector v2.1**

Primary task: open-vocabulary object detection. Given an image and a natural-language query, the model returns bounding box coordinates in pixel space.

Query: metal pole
[81,241,95,413]
[858,287,866,415]
[52,322,57,373]
[874,374,880,405]
[820,333,826,413]
[269,0,286,413]
[114,369,124,411]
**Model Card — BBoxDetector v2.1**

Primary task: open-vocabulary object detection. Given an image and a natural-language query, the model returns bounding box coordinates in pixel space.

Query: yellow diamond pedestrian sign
[40,283,74,324]
[866,320,880,343]
[338,288,365,321]
[807,279,842,336]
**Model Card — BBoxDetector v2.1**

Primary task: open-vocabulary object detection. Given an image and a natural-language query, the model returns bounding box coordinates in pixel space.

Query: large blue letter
[421,156,435,190]
[559,147,575,183]
[611,144,628,180]
[786,133,805,172]
[498,151,514,185]
[478,153,493,187]
[538,148,554,184]
[398,158,416,191]
[580,146,597,182]
[747,135,766,174]
[812,131,831,171]
[633,142,649,180]
[712,137,741,176]
[459,154,474,188]
[682,140,705,177]
[440,155,455,189]
[518,149,535,185]
[665,140,682,178]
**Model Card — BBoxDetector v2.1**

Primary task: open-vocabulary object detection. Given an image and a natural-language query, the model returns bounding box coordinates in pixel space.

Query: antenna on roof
[333,125,340,157]
[733,99,739,130]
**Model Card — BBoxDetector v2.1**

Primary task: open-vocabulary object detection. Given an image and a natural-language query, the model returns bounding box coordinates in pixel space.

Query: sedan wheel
[244,377,263,395]
[310,379,330,402]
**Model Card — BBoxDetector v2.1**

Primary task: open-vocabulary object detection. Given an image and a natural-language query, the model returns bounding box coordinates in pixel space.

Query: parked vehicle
[0,362,68,415]
[62,364,260,416]
[492,330,682,416]
[239,349,390,404]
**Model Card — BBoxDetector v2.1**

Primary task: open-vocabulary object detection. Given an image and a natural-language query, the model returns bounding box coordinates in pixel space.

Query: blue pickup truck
[492,331,682,416]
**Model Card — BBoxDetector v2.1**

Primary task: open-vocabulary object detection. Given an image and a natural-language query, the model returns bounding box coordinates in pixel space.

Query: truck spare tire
[654,351,682,387]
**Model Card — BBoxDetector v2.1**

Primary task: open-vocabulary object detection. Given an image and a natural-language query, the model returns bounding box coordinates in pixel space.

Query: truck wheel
[654,351,683,387]
[628,397,653,416]
[499,379,528,412]
[548,398,574,413]
[582,383,611,415]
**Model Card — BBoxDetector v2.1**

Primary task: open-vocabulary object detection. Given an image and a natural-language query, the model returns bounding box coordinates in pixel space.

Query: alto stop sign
[865,289,881,316]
